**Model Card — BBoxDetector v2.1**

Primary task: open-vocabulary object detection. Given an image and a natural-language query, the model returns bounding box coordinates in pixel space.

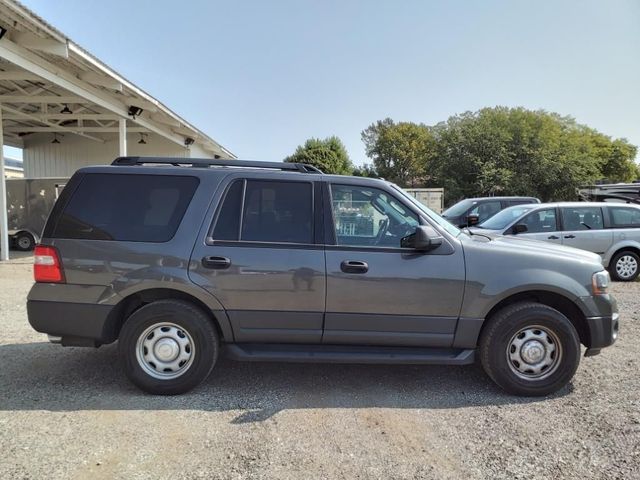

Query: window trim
[51,172,200,243]
[559,206,605,232]
[207,177,317,247]
[607,206,640,229]
[326,182,423,251]
[506,206,559,235]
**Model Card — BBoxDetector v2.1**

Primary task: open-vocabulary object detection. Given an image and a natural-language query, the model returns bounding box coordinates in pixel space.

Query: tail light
[34,245,65,283]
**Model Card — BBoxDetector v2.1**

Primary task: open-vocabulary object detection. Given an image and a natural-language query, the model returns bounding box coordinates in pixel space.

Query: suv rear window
[53,174,199,242]
[211,179,313,244]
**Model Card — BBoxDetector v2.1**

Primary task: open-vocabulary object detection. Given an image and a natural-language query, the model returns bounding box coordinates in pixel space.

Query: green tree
[361,118,435,187]
[373,106,640,204]
[284,136,353,174]
[352,163,379,178]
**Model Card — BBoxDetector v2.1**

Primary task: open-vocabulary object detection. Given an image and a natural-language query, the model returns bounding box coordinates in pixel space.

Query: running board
[223,343,475,365]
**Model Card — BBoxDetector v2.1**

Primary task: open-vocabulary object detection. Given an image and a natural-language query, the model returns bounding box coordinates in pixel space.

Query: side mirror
[512,224,528,234]
[466,214,480,226]
[401,226,444,251]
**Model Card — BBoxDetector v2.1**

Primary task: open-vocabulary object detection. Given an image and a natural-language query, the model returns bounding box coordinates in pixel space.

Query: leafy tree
[352,163,379,178]
[363,108,638,204]
[361,118,435,187]
[284,136,353,175]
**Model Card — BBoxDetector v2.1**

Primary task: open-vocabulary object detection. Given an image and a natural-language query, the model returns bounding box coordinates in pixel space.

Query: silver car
[474,202,640,281]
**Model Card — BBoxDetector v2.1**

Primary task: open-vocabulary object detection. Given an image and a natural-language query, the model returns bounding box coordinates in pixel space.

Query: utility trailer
[6,177,67,251]
[578,183,640,204]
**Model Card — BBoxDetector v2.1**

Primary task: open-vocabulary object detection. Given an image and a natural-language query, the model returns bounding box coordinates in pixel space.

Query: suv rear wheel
[479,302,580,396]
[609,250,640,282]
[119,299,218,395]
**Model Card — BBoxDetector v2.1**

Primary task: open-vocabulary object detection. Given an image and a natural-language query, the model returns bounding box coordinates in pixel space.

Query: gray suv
[27,157,618,396]
[474,202,640,281]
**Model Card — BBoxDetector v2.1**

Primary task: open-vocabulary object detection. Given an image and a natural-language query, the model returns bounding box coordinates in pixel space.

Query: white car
[473,202,640,281]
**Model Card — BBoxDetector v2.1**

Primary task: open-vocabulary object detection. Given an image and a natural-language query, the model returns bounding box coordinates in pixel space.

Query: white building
[0,0,235,259]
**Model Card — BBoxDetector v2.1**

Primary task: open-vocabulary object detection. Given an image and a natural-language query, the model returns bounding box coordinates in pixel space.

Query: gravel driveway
[1,256,638,479]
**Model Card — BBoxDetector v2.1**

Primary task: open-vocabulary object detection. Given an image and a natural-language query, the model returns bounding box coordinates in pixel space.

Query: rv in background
[6,178,67,251]
[578,183,640,204]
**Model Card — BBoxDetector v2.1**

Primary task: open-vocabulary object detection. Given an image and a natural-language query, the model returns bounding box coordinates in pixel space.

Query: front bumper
[585,312,619,350]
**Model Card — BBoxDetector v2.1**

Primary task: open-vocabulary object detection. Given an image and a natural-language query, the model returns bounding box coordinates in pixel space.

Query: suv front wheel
[479,302,581,396]
[119,299,219,395]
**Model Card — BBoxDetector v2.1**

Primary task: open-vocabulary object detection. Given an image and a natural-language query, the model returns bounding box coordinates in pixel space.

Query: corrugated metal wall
[23,132,201,178]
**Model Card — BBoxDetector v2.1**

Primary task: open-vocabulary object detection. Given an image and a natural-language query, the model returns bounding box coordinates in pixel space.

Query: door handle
[564,235,576,239]
[548,235,559,240]
[202,256,231,269]
[341,260,369,274]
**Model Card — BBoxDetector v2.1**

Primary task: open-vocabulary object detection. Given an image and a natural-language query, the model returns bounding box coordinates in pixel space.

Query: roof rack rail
[111,156,323,174]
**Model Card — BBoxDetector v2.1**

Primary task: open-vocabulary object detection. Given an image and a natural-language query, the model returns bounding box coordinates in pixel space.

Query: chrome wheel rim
[506,325,562,380]
[135,322,195,380]
[616,255,637,279]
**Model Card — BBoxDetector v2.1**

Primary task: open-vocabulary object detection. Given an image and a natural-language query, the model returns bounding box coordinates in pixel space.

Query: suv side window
[561,207,604,230]
[54,173,199,242]
[469,200,501,222]
[609,206,640,228]
[519,208,557,234]
[331,184,418,248]
[212,180,313,244]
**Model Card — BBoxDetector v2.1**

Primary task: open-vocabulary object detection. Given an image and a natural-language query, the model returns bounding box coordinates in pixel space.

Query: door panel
[324,249,465,346]
[190,178,326,343]
[513,207,562,244]
[191,245,325,342]
[560,206,612,255]
[324,183,465,347]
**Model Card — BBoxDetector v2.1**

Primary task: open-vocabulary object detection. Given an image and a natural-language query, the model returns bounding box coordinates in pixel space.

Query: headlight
[592,270,610,295]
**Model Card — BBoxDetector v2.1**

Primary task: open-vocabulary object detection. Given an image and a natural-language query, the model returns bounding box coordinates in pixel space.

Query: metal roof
[0,0,235,158]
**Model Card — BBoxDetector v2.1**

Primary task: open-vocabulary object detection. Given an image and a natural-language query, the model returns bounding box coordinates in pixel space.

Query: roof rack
[111,157,323,174]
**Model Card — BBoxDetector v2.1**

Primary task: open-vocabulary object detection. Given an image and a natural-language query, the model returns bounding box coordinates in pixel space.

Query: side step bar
[224,343,475,365]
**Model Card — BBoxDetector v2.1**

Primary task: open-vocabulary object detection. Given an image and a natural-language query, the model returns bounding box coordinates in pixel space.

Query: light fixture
[60,104,72,114]
[214,154,221,159]
[128,106,143,119]
[51,133,60,144]
[138,133,147,145]
[184,137,194,146]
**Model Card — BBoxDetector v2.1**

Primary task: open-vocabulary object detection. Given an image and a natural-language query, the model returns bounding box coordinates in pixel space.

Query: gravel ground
[1,255,639,479]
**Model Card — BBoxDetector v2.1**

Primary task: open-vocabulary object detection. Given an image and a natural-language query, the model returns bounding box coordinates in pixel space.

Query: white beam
[1,105,106,143]
[0,95,87,104]
[10,32,68,58]
[0,106,9,260]
[119,118,127,156]
[127,97,158,113]
[150,113,181,127]
[0,39,187,147]
[0,71,42,81]
[4,126,148,133]
[78,72,122,91]
[2,113,121,121]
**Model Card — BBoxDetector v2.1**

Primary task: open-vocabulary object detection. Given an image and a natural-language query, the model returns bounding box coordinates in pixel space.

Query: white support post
[118,118,127,156]
[0,106,9,261]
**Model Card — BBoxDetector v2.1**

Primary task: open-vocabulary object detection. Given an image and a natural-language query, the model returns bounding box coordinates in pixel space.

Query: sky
[6,0,640,164]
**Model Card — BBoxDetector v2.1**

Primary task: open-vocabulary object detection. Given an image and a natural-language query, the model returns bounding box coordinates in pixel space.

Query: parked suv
[442,196,540,228]
[474,202,640,281]
[27,158,618,396]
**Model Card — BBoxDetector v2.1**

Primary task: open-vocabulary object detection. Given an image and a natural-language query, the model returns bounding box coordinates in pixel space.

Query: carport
[0,0,235,260]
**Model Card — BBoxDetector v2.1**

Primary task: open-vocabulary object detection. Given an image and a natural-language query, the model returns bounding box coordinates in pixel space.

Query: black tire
[608,250,640,282]
[14,232,35,251]
[118,299,218,395]
[479,302,581,396]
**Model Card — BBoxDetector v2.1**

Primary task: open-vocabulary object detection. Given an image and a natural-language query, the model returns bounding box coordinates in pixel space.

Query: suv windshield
[442,199,475,217]
[390,184,461,237]
[478,205,535,230]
